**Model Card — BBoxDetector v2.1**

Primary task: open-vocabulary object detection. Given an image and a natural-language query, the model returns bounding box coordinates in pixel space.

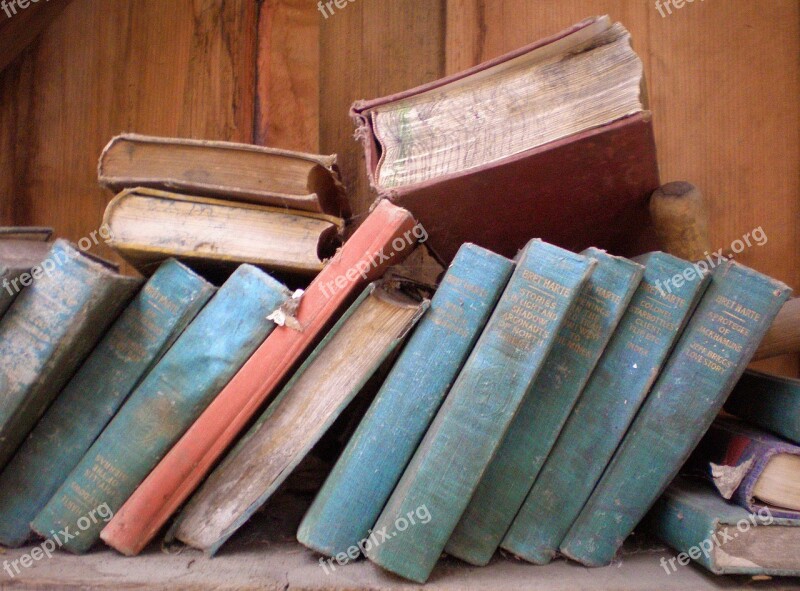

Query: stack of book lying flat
[0,14,796,588]
[98,134,349,279]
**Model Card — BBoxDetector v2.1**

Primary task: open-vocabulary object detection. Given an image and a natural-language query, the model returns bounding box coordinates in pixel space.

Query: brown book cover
[352,17,660,264]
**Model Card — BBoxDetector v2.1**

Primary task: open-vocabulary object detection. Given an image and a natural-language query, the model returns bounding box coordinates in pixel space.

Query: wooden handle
[754,298,800,361]
[649,181,711,262]
[650,181,799,361]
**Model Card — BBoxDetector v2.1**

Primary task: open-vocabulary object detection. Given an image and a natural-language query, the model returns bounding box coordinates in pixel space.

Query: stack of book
[0,14,796,589]
[98,134,349,280]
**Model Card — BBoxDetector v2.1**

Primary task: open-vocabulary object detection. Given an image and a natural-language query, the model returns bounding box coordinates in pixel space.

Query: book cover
[560,261,791,567]
[726,370,800,446]
[501,252,709,564]
[0,240,140,468]
[100,200,418,557]
[103,188,344,277]
[0,259,214,547]
[297,244,514,558]
[446,249,643,566]
[688,417,800,519]
[365,239,596,583]
[31,264,290,553]
[352,17,659,264]
[170,282,428,555]
[645,476,800,576]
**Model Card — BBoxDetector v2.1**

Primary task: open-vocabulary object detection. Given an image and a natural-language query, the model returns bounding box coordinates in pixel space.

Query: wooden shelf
[2,491,798,590]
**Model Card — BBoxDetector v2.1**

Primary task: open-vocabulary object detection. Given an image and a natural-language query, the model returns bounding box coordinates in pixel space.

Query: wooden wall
[0,0,796,369]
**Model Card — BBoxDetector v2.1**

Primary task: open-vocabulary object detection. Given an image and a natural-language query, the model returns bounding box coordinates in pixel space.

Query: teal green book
[646,476,800,576]
[445,249,643,566]
[501,252,710,564]
[30,264,290,553]
[560,261,791,567]
[0,259,215,547]
[170,281,428,555]
[0,240,141,468]
[725,369,800,445]
[296,244,514,558]
[365,239,596,583]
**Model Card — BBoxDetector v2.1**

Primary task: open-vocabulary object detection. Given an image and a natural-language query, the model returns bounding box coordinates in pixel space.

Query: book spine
[31,264,290,554]
[296,244,514,558]
[0,259,214,547]
[445,249,643,566]
[0,240,141,468]
[365,239,596,583]
[99,200,417,557]
[725,370,800,445]
[501,252,710,564]
[560,261,791,567]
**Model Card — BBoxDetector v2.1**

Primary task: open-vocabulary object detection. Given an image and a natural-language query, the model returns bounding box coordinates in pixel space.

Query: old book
[297,244,514,558]
[100,200,418,557]
[31,265,290,553]
[689,417,800,517]
[365,240,595,583]
[0,240,140,469]
[0,227,54,317]
[446,249,643,566]
[502,252,709,564]
[171,282,428,554]
[353,16,658,264]
[726,370,800,445]
[98,134,349,217]
[560,261,791,567]
[646,476,800,576]
[103,187,344,277]
[0,259,214,547]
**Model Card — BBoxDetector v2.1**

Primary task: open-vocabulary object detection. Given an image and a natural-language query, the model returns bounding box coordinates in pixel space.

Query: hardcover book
[689,417,800,518]
[0,259,214,547]
[103,188,344,277]
[98,134,350,217]
[100,200,418,557]
[353,16,659,264]
[646,476,800,576]
[32,264,290,553]
[446,249,643,566]
[0,240,140,468]
[297,244,514,558]
[170,281,428,555]
[726,370,800,445]
[560,261,791,567]
[365,239,596,583]
[0,227,53,317]
[502,252,709,564]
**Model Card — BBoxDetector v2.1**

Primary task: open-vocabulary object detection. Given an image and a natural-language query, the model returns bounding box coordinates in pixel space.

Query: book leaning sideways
[353,15,659,263]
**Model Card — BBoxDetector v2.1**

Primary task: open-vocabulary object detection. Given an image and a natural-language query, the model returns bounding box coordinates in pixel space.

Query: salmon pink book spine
[100,200,419,555]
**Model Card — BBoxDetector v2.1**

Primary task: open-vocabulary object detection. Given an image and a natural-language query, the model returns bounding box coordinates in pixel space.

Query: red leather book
[352,16,660,265]
[100,200,418,555]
